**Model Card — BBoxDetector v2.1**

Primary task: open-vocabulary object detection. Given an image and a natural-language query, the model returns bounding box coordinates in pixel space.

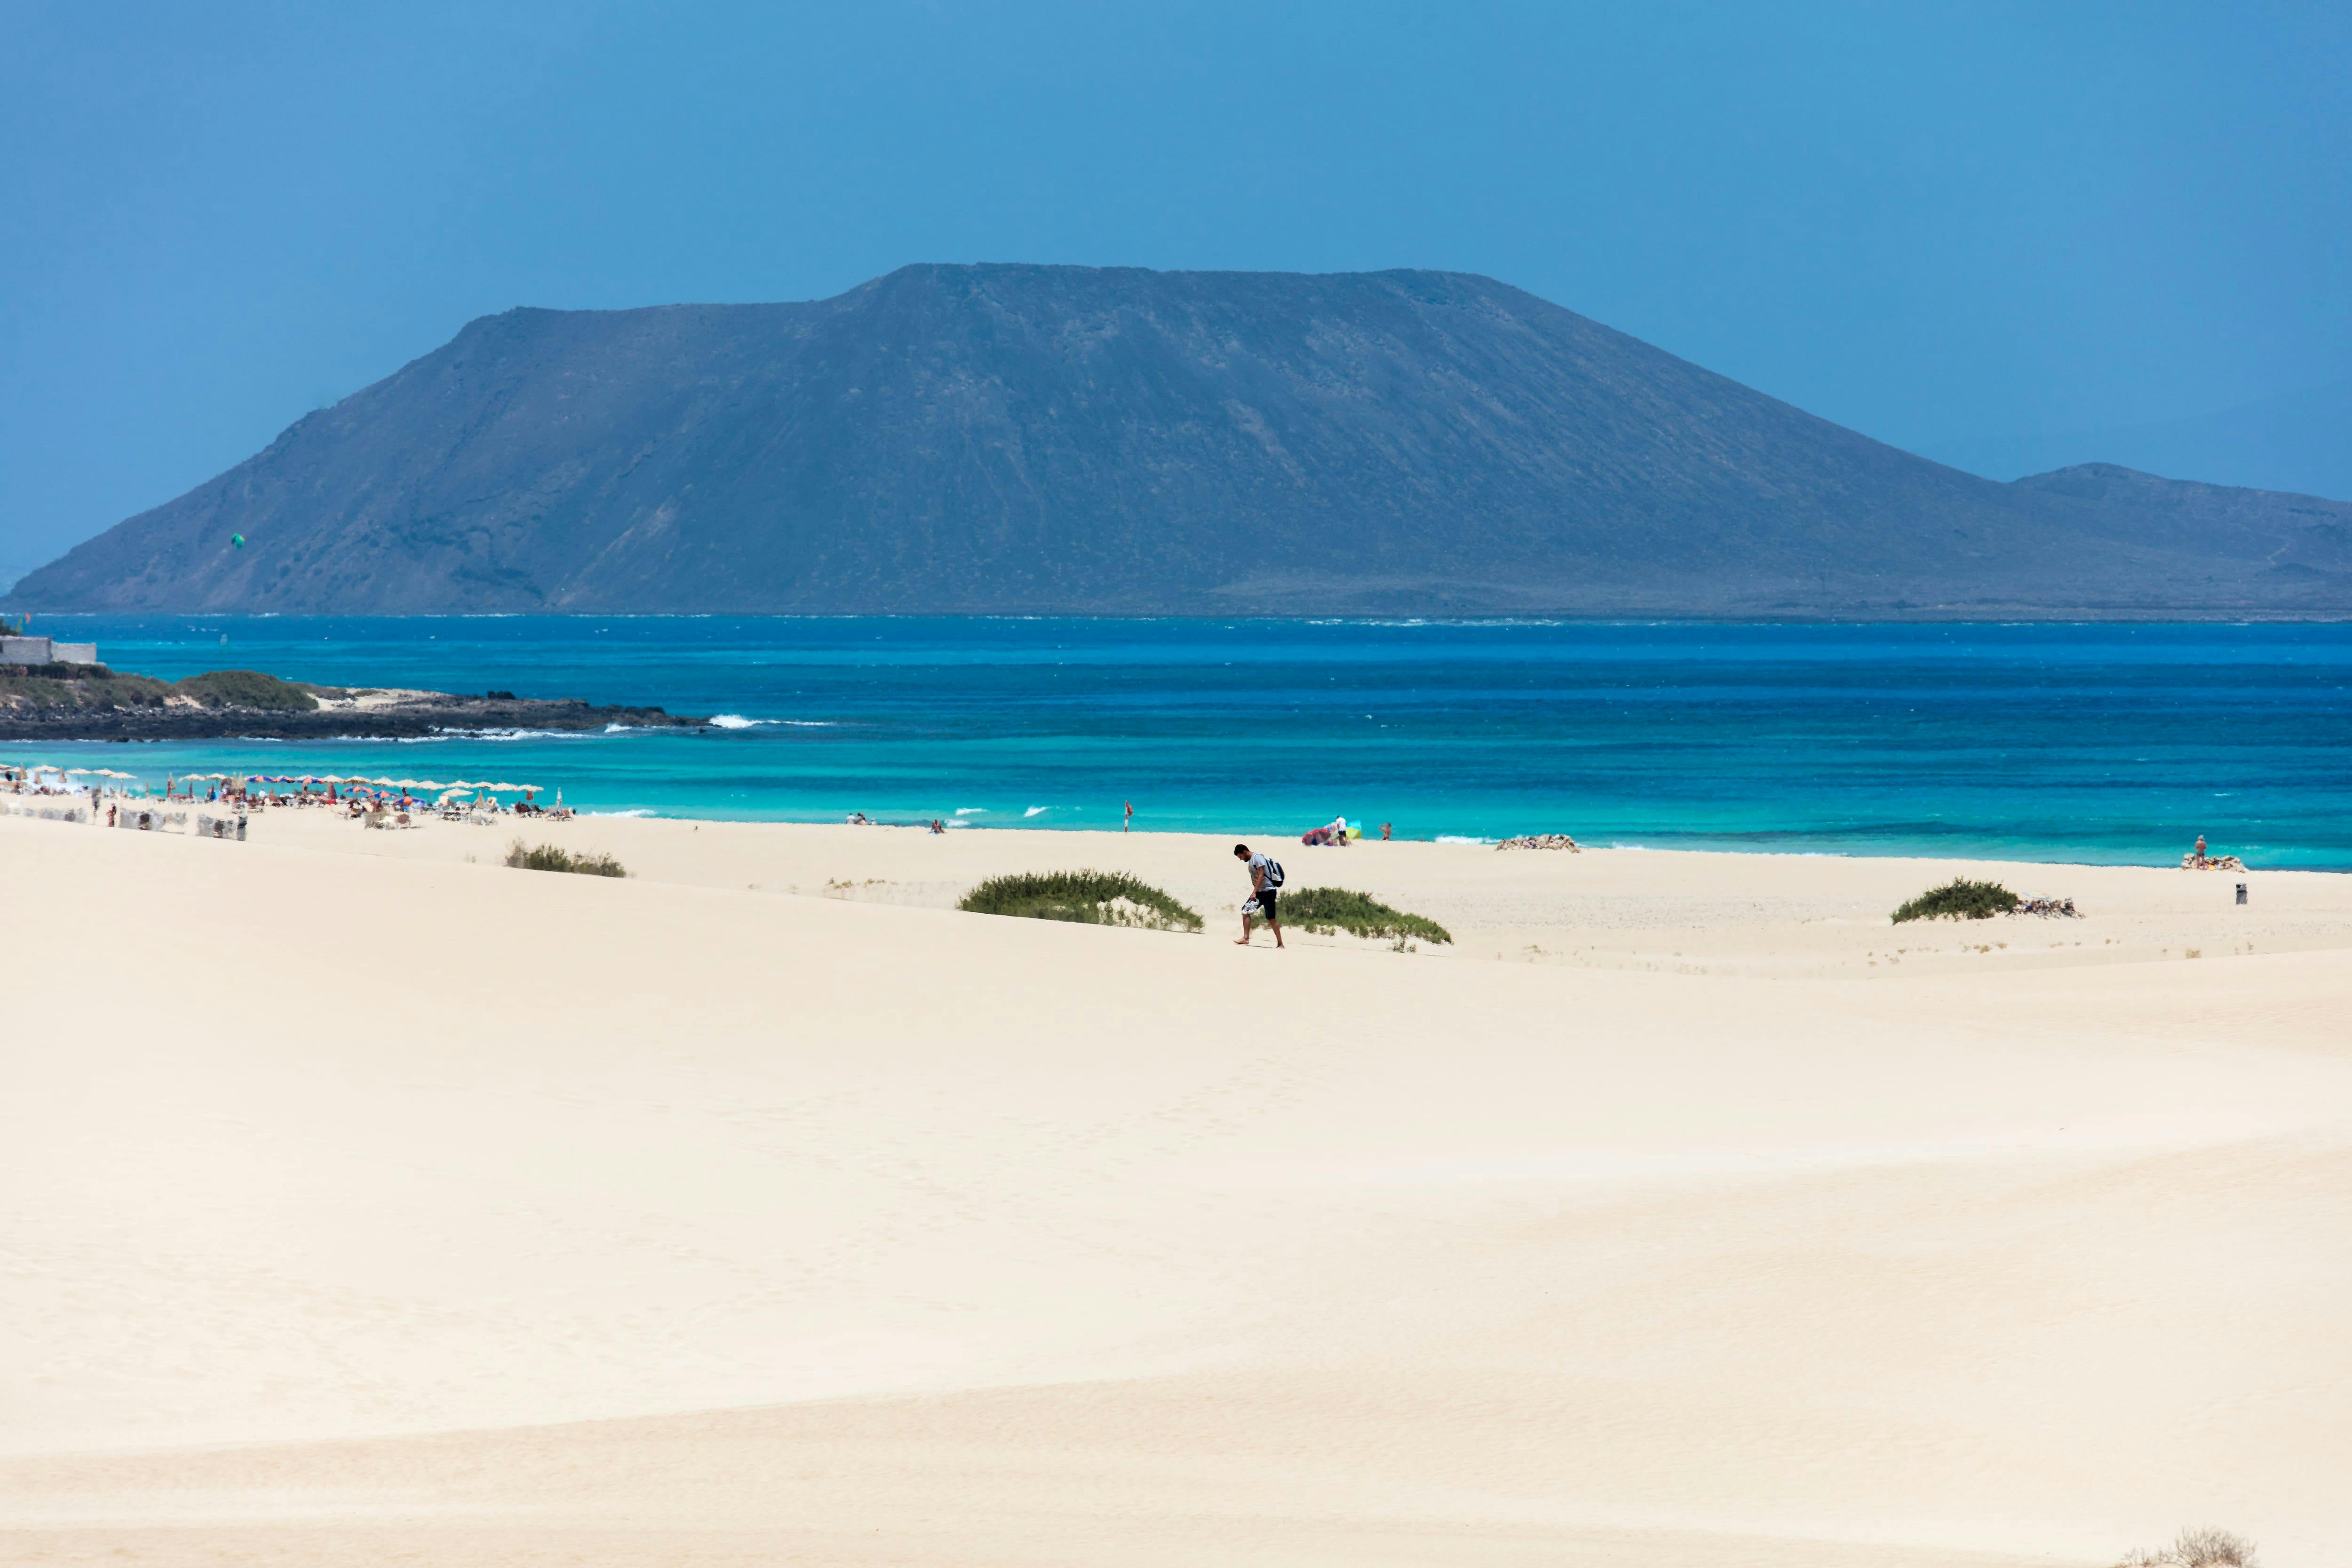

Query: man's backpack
[1263,857,1286,888]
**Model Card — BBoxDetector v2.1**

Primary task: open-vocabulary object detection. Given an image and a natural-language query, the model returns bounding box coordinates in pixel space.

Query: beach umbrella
[489,781,523,792]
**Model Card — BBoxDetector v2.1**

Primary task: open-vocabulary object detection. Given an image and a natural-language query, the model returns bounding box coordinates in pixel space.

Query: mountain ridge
[12,263,2350,618]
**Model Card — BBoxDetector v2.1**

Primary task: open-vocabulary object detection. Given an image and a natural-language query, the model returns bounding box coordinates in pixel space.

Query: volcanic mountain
[12,264,2351,616]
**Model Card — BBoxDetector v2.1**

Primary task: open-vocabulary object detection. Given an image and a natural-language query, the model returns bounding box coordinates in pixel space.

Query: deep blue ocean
[8,616,2350,868]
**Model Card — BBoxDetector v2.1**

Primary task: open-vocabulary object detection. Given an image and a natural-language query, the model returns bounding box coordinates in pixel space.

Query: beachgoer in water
[1232,842,1284,949]
[1381,822,1392,841]
[1124,799,1133,834]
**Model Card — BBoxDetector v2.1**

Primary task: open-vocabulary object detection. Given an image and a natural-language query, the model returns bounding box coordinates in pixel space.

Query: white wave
[1435,835,1493,844]
[1023,805,1050,817]
[706,714,768,729]
[581,808,657,818]
[438,727,597,741]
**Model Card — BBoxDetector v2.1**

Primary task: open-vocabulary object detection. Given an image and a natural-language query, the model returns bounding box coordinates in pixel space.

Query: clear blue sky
[4,1,2346,575]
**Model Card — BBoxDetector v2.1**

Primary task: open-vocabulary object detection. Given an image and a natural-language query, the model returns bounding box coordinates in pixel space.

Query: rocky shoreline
[0,673,709,741]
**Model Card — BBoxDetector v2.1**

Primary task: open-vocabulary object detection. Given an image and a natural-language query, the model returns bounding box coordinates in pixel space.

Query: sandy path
[3,814,2348,1566]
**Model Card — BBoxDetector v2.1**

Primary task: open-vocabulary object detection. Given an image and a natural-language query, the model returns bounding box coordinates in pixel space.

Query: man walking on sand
[1233,842,1284,948]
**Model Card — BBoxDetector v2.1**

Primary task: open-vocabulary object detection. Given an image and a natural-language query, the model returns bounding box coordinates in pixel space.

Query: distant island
[9,264,2351,619]
[0,662,704,741]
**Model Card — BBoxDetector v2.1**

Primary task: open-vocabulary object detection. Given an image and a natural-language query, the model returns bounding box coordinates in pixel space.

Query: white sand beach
[4,810,2349,1566]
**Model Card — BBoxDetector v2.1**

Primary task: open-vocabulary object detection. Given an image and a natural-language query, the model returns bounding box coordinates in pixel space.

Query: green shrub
[1891,878,2019,924]
[505,839,627,877]
[1277,886,1454,945]
[175,669,319,710]
[959,869,1202,932]
[0,669,174,709]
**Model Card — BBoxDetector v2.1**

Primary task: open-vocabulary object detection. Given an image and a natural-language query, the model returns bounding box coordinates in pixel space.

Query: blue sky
[3,1,2347,575]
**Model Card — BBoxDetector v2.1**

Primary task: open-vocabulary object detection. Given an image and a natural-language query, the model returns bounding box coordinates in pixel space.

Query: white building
[1,635,100,666]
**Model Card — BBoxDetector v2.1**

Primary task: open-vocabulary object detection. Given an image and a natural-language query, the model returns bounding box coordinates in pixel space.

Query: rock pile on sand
[2182,852,2247,871]
[1498,834,1580,852]
[2014,895,2080,917]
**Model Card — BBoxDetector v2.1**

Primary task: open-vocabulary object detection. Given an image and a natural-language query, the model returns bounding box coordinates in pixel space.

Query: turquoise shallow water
[7,616,2351,868]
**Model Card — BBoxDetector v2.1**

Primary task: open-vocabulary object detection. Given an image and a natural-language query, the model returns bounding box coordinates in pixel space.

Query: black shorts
[1251,888,1279,918]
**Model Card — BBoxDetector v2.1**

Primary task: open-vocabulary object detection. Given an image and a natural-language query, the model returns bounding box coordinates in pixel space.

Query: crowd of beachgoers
[1,763,570,833]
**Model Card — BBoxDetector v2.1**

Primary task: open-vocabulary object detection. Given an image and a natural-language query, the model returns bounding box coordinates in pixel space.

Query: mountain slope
[1927,380,2352,503]
[12,264,2350,616]
[2011,463,2352,582]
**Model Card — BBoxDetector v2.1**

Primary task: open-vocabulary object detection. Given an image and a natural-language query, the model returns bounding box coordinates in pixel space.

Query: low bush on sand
[0,668,174,709]
[1277,886,1454,945]
[175,669,320,710]
[959,870,1201,932]
[506,840,627,877]
[2118,1527,2259,1567]
[1891,878,2019,924]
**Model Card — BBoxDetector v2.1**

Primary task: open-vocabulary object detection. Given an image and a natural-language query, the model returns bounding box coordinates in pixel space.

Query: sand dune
[4,812,2347,1565]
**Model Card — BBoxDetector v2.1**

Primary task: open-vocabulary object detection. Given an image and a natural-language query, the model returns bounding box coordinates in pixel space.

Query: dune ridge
[4,813,2348,1566]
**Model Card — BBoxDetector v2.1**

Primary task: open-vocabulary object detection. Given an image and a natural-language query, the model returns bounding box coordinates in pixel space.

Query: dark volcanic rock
[11,265,2351,618]
[0,686,704,742]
